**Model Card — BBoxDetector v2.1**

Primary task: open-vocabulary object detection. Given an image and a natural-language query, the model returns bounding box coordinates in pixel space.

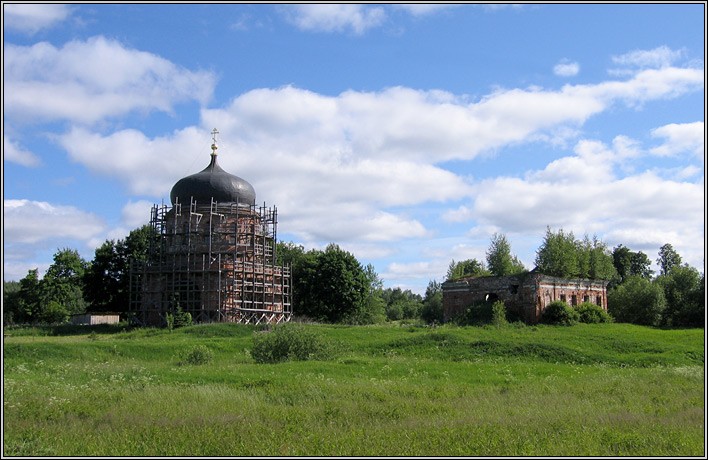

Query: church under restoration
[129,130,291,326]
[442,271,608,324]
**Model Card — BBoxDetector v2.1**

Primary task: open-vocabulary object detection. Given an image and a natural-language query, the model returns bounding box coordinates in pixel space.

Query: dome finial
[210,128,219,157]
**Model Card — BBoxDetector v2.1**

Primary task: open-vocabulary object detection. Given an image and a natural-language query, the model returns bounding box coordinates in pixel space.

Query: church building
[130,129,291,325]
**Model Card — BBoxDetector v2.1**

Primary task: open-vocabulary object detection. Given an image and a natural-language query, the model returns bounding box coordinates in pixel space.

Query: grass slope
[3,322,704,456]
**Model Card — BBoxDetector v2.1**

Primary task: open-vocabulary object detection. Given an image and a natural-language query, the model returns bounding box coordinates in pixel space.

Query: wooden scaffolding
[129,197,292,326]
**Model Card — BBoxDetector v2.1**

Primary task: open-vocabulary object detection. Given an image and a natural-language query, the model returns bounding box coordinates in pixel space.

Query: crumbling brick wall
[442,272,608,324]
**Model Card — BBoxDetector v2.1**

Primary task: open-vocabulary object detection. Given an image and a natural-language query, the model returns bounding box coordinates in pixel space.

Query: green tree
[535,227,580,277]
[3,281,21,325]
[657,243,682,276]
[612,245,654,286]
[294,244,370,323]
[17,269,43,323]
[536,228,615,280]
[380,287,423,321]
[586,235,617,281]
[83,225,156,312]
[612,244,633,283]
[630,251,654,280]
[608,276,666,326]
[83,239,123,312]
[446,258,490,281]
[656,264,704,327]
[421,280,443,324]
[41,301,70,324]
[42,248,88,317]
[275,241,306,267]
[486,233,526,276]
[345,263,386,324]
[278,243,319,318]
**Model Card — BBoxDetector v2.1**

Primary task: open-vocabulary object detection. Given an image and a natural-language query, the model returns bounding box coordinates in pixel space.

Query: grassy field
[2,321,704,456]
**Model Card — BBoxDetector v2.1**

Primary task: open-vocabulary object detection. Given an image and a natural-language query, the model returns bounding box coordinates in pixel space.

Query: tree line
[3,225,704,328]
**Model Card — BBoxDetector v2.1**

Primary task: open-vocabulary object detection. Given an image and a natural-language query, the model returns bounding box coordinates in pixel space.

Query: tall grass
[3,322,704,456]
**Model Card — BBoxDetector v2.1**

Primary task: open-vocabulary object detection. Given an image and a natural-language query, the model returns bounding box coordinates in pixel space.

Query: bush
[342,295,386,325]
[251,323,331,364]
[454,301,493,326]
[575,302,613,324]
[177,344,213,365]
[421,298,443,325]
[41,301,70,324]
[386,302,404,321]
[491,300,508,326]
[608,276,665,326]
[540,301,579,326]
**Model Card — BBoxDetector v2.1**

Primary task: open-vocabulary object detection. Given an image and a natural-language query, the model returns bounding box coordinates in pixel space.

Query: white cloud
[3,199,106,244]
[650,122,705,158]
[393,4,459,17]
[612,45,684,69]
[1,199,125,280]
[442,205,475,223]
[553,60,580,77]
[58,126,207,197]
[57,58,703,252]
[3,259,52,283]
[285,4,386,34]
[3,4,71,34]
[382,261,444,281]
[121,200,154,228]
[4,135,42,167]
[467,139,704,270]
[4,36,217,124]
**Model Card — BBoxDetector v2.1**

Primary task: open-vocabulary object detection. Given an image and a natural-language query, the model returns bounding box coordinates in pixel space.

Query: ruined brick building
[442,271,608,324]
[129,129,291,325]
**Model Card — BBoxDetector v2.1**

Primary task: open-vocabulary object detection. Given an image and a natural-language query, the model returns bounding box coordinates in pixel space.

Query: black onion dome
[170,153,256,207]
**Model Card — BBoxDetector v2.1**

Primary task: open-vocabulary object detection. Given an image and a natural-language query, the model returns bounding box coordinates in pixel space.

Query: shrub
[575,302,613,324]
[608,276,665,326]
[421,298,443,325]
[491,300,508,327]
[251,323,331,364]
[177,344,213,365]
[386,302,404,321]
[540,301,579,326]
[454,300,497,326]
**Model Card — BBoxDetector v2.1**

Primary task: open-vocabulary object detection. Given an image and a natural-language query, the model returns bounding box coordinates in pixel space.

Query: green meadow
[3,322,704,457]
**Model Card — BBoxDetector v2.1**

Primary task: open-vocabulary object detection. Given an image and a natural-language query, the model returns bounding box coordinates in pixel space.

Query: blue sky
[3,3,705,294]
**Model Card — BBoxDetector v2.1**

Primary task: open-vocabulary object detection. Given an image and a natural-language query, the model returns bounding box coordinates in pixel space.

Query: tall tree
[83,225,155,312]
[348,263,386,325]
[486,233,526,276]
[612,245,654,285]
[42,248,89,317]
[656,264,704,327]
[17,269,43,323]
[307,244,369,323]
[608,276,666,326]
[586,235,617,281]
[83,239,123,312]
[534,227,579,278]
[421,279,443,324]
[630,251,654,280]
[657,243,682,276]
[282,242,379,324]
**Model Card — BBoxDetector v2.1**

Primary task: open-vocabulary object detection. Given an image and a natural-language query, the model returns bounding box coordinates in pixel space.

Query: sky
[3,2,705,295]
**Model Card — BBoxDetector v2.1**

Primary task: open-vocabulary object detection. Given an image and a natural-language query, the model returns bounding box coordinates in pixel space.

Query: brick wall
[442,272,608,324]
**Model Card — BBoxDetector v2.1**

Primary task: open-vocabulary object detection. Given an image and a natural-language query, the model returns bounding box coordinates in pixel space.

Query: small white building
[70,314,121,325]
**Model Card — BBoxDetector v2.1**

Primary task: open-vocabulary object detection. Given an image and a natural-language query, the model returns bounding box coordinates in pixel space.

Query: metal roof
[169,154,256,207]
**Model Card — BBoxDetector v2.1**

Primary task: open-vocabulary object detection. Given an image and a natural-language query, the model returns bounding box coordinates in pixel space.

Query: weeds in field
[2,322,703,457]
